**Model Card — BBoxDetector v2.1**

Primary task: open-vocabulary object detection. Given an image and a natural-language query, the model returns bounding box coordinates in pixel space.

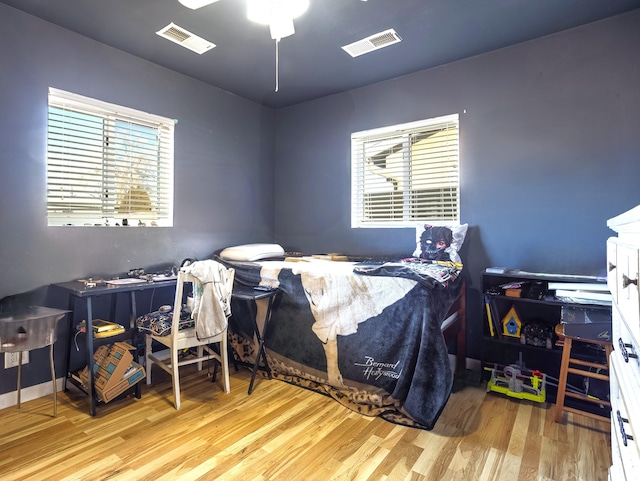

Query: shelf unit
[482,270,611,414]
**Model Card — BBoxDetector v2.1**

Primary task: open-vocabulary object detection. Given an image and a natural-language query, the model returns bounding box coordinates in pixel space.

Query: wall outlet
[4,351,29,369]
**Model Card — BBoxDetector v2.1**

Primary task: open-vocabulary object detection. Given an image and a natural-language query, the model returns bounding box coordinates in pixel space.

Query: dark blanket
[215,255,462,430]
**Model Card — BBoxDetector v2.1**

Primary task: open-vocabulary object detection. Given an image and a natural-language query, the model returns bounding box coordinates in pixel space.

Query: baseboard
[0,377,65,410]
[0,358,482,409]
[466,357,481,371]
[448,354,480,372]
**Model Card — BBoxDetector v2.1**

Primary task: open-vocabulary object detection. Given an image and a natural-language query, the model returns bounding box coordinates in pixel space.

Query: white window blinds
[351,114,459,228]
[47,88,174,226]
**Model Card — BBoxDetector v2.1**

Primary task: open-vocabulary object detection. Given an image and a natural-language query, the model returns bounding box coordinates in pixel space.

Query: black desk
[54,278,176,415]
[230,285,279,394]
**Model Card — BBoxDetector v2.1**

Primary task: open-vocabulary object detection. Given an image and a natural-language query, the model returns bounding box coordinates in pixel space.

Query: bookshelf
[482,269,611,411]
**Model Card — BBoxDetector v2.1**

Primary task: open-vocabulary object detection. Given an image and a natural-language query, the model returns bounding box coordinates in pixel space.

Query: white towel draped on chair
[182,259,234,341]
[144,265,234,409]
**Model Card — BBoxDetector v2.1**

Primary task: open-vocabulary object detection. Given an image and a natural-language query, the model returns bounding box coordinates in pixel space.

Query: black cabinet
[482,269,610,409]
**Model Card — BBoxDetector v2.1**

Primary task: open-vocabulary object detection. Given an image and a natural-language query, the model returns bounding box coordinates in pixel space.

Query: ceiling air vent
[156,22,216,54]
[341,28,402,58]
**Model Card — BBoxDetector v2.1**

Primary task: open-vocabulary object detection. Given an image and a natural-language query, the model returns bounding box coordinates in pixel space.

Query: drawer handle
[622,274,638,289]
[618,337,639,363]
[609,261,616,272]
[617,410,635,447]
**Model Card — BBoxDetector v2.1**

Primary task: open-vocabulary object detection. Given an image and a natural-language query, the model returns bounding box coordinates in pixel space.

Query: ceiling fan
[178,0,309,40]
[178,0,310,91]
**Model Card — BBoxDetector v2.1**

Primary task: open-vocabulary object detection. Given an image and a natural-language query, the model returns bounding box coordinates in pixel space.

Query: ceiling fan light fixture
[247,0,309,36]
[246,0,310,92]
[178,0,220,9]
[269,16,295,40]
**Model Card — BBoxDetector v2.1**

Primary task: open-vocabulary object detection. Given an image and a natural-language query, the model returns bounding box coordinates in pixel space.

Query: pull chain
[275,39,280,92]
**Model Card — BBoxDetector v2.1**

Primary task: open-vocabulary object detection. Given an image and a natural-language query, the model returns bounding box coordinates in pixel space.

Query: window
[351,114,459,228]
[47,88,174,226]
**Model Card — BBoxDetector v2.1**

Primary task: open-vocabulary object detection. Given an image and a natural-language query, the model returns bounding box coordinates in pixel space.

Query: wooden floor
[0,365,611,481]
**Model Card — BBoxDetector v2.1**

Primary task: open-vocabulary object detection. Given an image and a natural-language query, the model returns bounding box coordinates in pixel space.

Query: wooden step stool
[554,324,613,423]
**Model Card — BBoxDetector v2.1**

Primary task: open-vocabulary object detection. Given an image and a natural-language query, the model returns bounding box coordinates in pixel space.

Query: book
[93,327,126,338]
[484,295,502,338]
[485,296,495,337]
[485,267,507,274]
[485,267,521,274]
[554,289,613,304]
[516,271,606,283]
[554,289,612,301]
[491,301,503,339]
[91,319,125,332]
[548,282,609,291]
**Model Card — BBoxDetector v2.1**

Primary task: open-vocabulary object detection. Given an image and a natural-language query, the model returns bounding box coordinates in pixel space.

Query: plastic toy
[486,363,546,403]
[520,320,554,349]
[501,306,522,337]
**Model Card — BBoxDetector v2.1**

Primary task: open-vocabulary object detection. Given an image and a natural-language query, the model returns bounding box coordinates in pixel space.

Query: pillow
[412,223,468,263]
[219,243,285,261]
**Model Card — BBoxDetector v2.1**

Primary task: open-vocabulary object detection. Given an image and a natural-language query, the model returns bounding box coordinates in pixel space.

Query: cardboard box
[92,345,110,370]
[96,361,146,403]
[79,342,144,402]
[94,342,135,392]
[79,344,110,386]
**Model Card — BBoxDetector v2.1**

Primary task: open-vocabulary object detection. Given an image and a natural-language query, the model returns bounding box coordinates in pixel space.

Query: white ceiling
[2,0,638,108]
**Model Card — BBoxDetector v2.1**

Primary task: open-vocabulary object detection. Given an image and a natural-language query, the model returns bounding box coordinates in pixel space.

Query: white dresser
[607,206,640,481]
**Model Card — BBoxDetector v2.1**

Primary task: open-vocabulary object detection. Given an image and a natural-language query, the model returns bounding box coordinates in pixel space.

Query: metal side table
[0,306,68,417]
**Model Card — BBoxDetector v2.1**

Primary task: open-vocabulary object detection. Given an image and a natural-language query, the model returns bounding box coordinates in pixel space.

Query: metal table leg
[50,343,57,418]
[16,351,22,409]
[247,293,276,395]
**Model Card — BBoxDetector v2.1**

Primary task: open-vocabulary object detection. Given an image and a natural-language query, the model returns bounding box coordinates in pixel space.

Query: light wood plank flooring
[0,365,611,480]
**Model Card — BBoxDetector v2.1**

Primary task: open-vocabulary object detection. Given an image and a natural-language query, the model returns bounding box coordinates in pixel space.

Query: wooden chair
[144,269,232,409]
[554,323,612,423]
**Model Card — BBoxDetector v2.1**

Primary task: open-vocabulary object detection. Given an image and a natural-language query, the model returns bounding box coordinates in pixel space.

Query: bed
[214,225,468,430]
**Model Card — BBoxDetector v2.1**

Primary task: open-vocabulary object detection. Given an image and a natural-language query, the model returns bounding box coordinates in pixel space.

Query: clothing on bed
[354,258,462,288]
[216,255,463,430]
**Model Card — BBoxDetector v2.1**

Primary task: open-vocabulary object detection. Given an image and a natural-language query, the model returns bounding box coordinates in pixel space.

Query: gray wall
[273,11,640,358]
[1,4,639,395]
[0,5,275,393]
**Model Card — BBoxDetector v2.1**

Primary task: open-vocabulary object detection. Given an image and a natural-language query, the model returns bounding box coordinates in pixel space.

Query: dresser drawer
[611,414,624,481]
[615,243,640,343]
[613,304,640,382]
[611,355,640,478]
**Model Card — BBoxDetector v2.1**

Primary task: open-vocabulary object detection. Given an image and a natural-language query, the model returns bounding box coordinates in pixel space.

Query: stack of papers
[549,282,612,305]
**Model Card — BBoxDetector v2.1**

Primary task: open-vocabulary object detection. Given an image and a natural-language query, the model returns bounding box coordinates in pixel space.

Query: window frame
[46,88,175,227]
[351,113,460,228]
